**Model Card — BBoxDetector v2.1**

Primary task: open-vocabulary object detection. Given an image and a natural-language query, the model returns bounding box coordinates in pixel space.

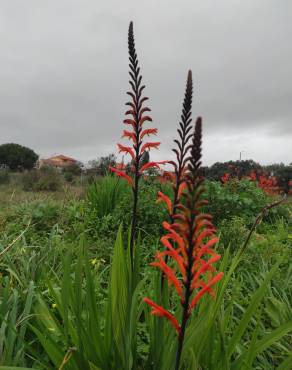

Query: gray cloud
[0,0,291,165]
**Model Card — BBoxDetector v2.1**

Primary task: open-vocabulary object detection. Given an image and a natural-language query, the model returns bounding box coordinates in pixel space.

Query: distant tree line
[0,142,290,193]
[201,159,292,194]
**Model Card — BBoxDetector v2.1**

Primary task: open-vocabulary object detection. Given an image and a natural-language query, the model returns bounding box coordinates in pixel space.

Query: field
[0,174,291,370]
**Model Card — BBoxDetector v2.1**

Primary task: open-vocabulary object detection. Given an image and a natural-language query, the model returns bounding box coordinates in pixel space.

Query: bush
[205,179,270,226]
[113,180,168,238]
[62,162,83,183]
[21,166,62,192]
[21,170,39,191]
[86,175,130,218]
[0,168,10,184]
[218,216,248,251]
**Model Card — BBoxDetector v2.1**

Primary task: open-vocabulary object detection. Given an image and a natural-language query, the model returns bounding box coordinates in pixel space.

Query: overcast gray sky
[0,0,291,165]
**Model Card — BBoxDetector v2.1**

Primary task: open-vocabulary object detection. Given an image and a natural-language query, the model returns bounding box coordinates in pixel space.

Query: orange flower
[140,142,161,153]
[143,298,180,336]
[157,192,172,214]
[117,144,135,161]
[109,166,133,187]
[140,128,158,139]
[140,161,168,174]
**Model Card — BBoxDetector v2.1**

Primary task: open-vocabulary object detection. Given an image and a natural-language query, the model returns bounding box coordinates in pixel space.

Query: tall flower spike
[110,22,163,267]
[144,118,223,370]
[157,70,194,223]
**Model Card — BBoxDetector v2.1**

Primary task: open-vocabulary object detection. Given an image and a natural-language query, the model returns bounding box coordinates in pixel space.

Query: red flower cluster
[144,119,223,337]
[248,170,257,181]
[246,170,278,194]
[221,169,279,195]
[258,175,278,193]
[221,172,230,184]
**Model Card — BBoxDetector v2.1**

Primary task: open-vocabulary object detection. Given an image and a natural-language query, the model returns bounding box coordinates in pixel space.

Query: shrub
[62,162,83,183]
[30,201,60,231]
[21,169,39,191]
[86,175,130,218]
[5,200,60,232]
[113,180,168,238]
[205,179,269,226]
[21,166,62,192]
[218,216,249,251]
[0,168,10,184]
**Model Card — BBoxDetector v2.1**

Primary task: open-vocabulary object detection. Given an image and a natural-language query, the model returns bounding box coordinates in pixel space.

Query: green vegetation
[0,175,291,369]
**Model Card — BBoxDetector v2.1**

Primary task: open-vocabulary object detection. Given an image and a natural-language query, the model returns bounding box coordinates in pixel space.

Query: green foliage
[87,154,117,177]
[62,162,83,183]
[205,179,288,226]
[21,166,62,192]
[218,216,248,250]
[30,229,143,370]
[0,169,10,185]
[86,175,130,219]
[0,179,291,369]
[0,144,38,171]
[113,180,168,239]
[0,278,34,367]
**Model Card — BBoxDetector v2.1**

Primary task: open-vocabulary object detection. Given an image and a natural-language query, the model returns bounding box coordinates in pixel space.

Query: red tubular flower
[140,128,158,139]
[109,166,133,187]
[157,191,173,214]
[221,172,230,184]
[140,160,169,174]
[249,170,257,181]
[140,141,161,153]
[247,170,279,195]
[144,117,223,370]
[143,298,180,336]
[258,174,278,194]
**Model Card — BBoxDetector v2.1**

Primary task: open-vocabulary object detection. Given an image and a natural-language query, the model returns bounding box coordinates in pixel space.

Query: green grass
[0,178,291,369]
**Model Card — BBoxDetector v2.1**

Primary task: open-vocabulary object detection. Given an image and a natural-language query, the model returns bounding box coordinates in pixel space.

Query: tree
[204,159,262,181]
[87,153,117,176]
[0,143,38,170]
[274,165,292,194]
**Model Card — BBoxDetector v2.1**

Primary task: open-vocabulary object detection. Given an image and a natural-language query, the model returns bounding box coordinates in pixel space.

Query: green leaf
[0,367,38,370]
[276,353,292,370]
[253,320,292,356]
[227,260,281,359]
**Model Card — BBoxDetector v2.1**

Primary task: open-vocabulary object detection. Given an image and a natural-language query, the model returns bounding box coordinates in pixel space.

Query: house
[38,154,78,168]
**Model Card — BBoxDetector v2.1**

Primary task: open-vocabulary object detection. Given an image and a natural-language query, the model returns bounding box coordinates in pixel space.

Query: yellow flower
[91,258,97,266]
[52,303,57,309]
